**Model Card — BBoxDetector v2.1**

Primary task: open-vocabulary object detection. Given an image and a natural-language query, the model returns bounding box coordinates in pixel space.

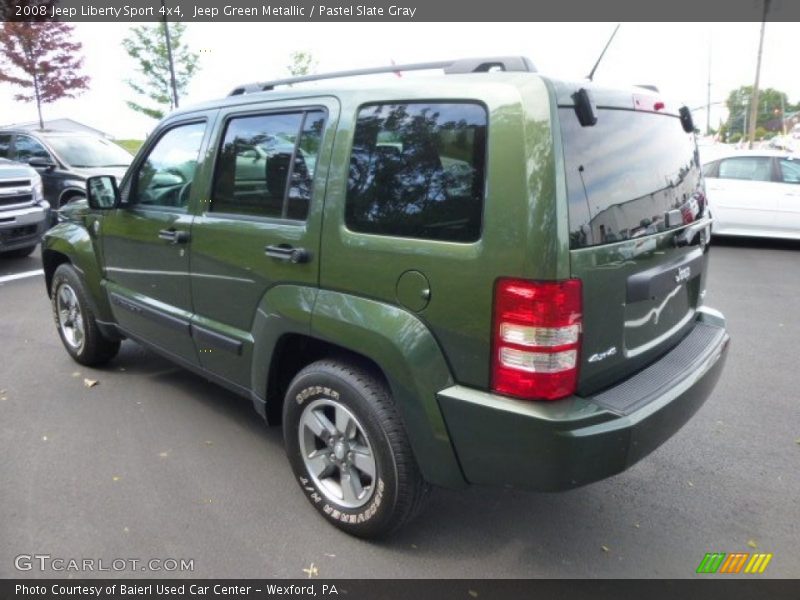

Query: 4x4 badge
[588,346,617,363]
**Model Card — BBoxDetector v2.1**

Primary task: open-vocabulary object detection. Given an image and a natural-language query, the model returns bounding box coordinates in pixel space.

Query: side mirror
[86,175,120,210]
[29,156,56,170]
[679,106,695,133]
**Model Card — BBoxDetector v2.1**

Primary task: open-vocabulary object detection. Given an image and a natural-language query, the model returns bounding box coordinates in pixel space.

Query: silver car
[0,158,50,258]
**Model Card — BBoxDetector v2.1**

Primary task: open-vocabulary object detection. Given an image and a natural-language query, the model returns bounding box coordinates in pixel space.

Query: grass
[115,139,144,154]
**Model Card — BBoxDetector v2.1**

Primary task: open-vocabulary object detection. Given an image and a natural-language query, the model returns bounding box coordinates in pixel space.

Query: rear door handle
[265,244,311,264]
[158,228,190,244]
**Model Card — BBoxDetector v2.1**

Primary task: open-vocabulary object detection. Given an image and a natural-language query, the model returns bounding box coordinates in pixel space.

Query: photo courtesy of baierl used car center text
[1,0,799,598]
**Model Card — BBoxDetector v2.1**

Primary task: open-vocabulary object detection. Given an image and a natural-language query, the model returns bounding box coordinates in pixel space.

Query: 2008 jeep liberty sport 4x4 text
[42,57,729,538]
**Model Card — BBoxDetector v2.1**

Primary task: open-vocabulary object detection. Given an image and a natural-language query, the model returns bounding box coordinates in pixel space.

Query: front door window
[132,122,206,209]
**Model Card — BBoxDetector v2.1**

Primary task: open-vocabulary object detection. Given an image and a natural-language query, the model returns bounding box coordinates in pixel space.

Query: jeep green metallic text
[42,57,730,538]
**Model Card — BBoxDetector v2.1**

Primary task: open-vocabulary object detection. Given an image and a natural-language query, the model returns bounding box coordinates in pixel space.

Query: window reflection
[135,122,206,208]
[561,109,703,248]
[346,103,487,242]
[212,110,325,220]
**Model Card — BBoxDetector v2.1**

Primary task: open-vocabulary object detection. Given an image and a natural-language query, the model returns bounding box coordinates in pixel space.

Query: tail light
[491,278,582,401]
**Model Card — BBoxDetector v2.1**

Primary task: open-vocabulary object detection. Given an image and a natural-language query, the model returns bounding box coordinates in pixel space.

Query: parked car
[703,149,800,239]
[0,129,132,211]
[42,57,729,538]
[0,158,50,258]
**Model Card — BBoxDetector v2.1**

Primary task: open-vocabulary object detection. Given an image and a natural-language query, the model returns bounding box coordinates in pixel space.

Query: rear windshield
[560,108,702,248]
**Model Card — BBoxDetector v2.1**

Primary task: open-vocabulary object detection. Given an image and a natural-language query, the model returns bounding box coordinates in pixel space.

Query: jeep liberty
[42,57,729,538]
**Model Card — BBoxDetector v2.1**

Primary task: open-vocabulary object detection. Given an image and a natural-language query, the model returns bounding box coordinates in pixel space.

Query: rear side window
[212,109,325,220]
[718,157,772,182]
[561,109,703,248]
[779,158,800,183]
[346,102,487,242]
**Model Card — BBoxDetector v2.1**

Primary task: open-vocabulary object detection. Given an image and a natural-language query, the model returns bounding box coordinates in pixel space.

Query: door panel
[188,100,338,387]
[708,156,777,234]
[102,118,213,365]
[776,157,800,235]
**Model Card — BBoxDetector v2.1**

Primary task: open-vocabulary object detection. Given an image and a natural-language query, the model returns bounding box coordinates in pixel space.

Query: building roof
[0,118,113,139]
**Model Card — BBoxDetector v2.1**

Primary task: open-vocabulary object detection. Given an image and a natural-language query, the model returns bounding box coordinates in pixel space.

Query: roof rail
[228,56,536,96]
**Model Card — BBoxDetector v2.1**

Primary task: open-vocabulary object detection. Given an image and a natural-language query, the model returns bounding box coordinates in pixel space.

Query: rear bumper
[437,308,729,491]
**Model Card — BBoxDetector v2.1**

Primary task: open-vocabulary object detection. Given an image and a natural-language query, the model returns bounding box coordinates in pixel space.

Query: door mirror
[86,175,120,210]
[679,106,695,133]
[29,156,56,169]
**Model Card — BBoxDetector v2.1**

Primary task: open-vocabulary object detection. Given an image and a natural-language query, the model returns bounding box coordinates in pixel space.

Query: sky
[1,21,798,139]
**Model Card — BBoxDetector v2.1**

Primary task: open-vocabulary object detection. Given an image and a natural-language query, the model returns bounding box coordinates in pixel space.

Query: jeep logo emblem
[675,266,691,283]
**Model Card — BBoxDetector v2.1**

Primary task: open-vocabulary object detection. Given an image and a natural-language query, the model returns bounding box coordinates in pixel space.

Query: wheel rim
[298,398,377,510]
[56,283,85,352]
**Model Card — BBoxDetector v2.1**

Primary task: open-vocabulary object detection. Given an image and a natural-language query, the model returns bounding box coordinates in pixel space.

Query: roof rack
[228,56,536,96]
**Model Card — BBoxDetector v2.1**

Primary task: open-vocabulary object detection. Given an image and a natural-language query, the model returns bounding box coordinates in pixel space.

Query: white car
[702,149,800,240]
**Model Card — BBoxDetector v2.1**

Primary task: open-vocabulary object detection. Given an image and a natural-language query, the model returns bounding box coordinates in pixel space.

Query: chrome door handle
[265,244,311,264]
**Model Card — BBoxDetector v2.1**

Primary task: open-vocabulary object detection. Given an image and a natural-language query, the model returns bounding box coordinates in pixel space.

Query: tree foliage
[122,23,199,120]
[0,22,90,129]
[287,51,318,78]
[724,85,795,135]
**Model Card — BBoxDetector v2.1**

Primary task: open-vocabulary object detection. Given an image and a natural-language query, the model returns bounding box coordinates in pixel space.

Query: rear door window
[211,109,325,220]
[560,108,702,248]
[346,102,487,242]
[717,157,773,182]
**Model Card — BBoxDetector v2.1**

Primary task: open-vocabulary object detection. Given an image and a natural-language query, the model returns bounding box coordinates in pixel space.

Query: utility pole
[743,107,747,140]
[706,29,712,135]
[780,93,787,136]
[161,0,179,110]
[747,0,770,148]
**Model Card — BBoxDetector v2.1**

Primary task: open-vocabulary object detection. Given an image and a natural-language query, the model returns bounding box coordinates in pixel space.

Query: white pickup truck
[0,158,50,258]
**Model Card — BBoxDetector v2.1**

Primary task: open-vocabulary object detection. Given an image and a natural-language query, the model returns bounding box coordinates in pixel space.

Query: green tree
[286,51,318,77]
[724,85,790,134]
[0,21,90,129]
[122,23,199,120]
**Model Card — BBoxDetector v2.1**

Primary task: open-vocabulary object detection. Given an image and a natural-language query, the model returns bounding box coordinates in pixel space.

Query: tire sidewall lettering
[302,477,386,524]
[295,385,340,405]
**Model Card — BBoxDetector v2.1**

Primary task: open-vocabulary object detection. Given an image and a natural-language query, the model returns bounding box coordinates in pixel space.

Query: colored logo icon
[696,552,773,574]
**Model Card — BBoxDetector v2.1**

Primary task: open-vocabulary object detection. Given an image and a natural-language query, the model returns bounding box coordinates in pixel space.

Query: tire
[283,359,430,538]
[51,263,120,366]
[1,245,36,258]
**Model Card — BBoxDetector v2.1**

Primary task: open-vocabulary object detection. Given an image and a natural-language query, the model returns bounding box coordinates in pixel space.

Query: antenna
[587,24,621,81]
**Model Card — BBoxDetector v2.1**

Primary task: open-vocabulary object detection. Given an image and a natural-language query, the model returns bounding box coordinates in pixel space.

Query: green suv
[42,57,729,538]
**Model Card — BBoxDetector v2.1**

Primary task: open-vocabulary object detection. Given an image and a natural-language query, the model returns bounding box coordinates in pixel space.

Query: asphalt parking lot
[1,238,798,579]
